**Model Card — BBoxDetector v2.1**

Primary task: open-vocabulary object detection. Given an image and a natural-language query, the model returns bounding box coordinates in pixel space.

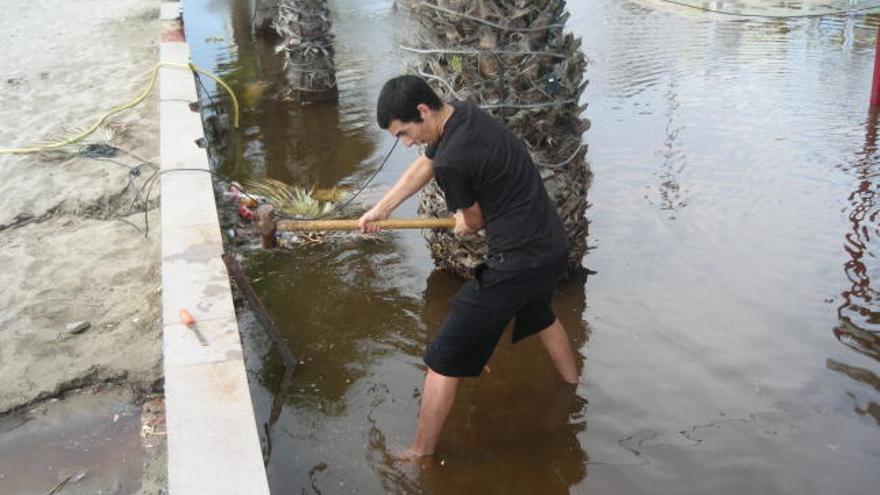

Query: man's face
[387,120,430,148]
[387,104,440,147]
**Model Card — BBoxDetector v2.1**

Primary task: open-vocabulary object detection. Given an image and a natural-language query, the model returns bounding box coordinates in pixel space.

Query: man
[358,75,579,459]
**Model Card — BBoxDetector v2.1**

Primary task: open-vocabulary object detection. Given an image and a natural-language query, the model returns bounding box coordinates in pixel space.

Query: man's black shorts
[424,256,566,377]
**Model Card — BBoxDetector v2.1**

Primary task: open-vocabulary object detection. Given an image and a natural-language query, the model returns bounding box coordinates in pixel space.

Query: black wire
[306,137,400,220]
[89,156,157,173]
[113,147,160,169]
[80,155,158,235]
[133,136,400,237]
[140,167,229,239]
[189,71,402,219]
[194,73,230,154]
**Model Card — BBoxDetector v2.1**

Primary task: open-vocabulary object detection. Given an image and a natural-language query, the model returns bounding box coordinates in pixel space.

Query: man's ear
[416,103,432,120]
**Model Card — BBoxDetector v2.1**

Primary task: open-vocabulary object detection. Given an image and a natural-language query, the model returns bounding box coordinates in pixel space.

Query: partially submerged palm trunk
[254,0,338,103]
[407,0,591,278]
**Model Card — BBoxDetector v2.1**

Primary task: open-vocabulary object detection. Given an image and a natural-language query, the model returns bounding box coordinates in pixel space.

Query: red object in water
[238,205,256,221]
[872,23,880,108]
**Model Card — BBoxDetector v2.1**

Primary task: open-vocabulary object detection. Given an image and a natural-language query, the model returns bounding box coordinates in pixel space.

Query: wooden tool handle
[275,217,456,231]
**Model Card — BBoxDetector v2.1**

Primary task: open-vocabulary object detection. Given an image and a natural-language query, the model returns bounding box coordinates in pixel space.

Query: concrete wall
[159,3,271,493]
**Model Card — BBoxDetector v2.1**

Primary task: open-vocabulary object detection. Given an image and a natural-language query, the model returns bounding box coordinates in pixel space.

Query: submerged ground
[188,0,880,493]
[2,0,879,494]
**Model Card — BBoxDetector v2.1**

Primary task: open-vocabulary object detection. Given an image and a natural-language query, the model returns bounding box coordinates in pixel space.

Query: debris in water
[65,321,91,335]
[140,396,166,448]
[79,142,118,158]
[47,470,87,495]
[241,80,272,107]
[238,204,256,221]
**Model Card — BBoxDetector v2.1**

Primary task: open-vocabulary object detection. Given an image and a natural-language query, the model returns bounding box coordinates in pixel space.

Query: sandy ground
[0,0,166,493]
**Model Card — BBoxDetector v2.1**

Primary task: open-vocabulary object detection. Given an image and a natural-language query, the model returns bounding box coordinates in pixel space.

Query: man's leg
[537,318,579,384]
[404,367,459,457]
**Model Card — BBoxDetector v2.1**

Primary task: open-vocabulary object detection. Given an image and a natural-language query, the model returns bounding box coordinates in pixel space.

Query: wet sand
[0,0,165,493]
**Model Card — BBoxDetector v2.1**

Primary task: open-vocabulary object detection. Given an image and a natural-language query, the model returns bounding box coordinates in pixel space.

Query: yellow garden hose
[0,62,239,155]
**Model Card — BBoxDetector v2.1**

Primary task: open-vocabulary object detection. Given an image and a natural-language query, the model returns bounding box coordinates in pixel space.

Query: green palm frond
[243,178,335,218]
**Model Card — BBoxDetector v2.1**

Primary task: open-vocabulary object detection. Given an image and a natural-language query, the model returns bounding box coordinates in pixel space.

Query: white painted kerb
[159,3,271,494]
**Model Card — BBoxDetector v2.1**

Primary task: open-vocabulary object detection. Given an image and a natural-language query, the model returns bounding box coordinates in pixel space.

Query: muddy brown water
[0,390,144,494]
[185,0,880,493]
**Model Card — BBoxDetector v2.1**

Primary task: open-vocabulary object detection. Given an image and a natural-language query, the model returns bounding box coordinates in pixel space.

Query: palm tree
[405,0,591,278]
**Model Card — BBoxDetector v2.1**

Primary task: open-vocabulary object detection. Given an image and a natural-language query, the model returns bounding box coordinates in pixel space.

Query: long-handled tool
[256,204,455,248]
[277,217,455,231]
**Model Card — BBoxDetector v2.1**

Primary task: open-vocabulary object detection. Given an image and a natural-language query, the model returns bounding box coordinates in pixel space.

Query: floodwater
[185,0,880,493]
[0,390,144,494]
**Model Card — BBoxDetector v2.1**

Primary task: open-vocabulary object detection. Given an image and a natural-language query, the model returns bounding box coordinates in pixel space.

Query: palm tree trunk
[407,0,591,278]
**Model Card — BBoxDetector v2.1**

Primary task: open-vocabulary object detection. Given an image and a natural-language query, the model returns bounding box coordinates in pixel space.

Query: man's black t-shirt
[426,101,568,271]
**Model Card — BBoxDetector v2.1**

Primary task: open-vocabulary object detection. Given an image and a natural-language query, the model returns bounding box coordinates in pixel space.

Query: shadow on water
[364,272,591,495]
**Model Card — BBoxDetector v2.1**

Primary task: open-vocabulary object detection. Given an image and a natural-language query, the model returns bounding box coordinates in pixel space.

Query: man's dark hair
[376,75,442,129]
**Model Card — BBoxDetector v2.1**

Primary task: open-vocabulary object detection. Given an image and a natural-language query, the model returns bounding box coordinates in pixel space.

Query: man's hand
[356,155,434,235]
[453,202,484,236]
[358,205,390,234]
[453,211,472,236]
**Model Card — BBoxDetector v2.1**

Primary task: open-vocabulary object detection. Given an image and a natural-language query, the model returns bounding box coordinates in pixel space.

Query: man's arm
[453,201,484,236]
[358,154,434,233]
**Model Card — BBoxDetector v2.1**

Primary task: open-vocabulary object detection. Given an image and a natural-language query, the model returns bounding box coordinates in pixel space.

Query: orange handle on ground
[179,308,196,327]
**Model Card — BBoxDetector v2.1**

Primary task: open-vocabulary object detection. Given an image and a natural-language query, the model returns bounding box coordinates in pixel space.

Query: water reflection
[245,239,423,412]
[836,111,880,362]
[187,0,378,188]
[825,359,880,424]
[650,75,689,215]
[641,0,880,17]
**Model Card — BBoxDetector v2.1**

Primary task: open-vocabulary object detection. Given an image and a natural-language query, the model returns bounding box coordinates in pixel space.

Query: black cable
[125,60,401,237]
[133,136,400,237]
[190,63,401,221]
[194,72,230,154]
[79,155,159,235]
[89,156,155,173]
[113,147,160,169]
[306,137,399,220]
[140,167,229,239]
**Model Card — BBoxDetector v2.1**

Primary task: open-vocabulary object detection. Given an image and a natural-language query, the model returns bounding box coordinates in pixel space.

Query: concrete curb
[159,3,271,494]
